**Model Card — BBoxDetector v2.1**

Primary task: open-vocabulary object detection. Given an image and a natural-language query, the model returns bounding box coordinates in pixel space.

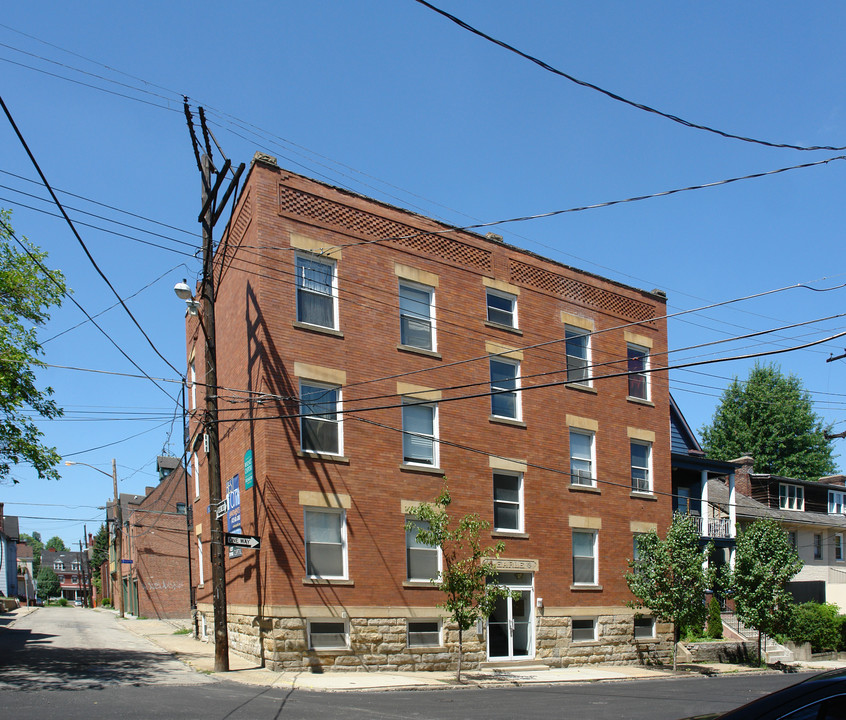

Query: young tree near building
[0,209,65,484]
[626,513,714,670]
[700,362,835,481]
[406,482,516,683]
[35,565,60,599]
[90,524,109,594]
[730,518,803,664]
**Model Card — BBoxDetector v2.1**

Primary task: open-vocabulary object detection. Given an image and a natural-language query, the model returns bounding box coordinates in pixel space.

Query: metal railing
[688,514,732,538]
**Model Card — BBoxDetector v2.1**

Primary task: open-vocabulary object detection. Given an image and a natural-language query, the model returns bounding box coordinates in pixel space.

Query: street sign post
[224,533,260,550]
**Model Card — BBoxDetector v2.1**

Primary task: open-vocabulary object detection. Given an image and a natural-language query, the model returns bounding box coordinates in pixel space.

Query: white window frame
[630,440,652,494]
[299,381,342,456]
[304,508,348,580]
[192,452,200,498]
[836,533,844,563]
[190,359,197,410]
[71,561,80,571]
[634,616,655,640]
[627,343,650,400]
[308,619,349,650]
[197,537,204,585]
[54,561,64,571]
[492,472,524,533]
[486,288,517,328]
[295,253,338,330]
[407,619,442,648]
[489,357,521,420]
[405,518,441,582]
[569,429,595,487]
[829,490,845,515]
[565,326,591,385]
[572,530,598,586]
[814,533,823,560]
[780,484,804,511]
[399,280,435,351]
[571,617,597,643]
[401,399,438,466]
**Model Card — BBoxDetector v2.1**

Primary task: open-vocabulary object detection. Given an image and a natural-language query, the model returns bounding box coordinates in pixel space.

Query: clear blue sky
[2,1,845,547]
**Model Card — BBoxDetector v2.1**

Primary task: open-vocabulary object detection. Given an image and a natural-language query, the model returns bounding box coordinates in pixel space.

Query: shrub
[706,597,723,639]
[57,597,68,607]
[790,602,840,653]
[101,598,111,607]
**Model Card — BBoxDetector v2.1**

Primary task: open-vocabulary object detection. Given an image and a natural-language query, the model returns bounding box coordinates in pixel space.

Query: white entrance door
[487,573,533,661]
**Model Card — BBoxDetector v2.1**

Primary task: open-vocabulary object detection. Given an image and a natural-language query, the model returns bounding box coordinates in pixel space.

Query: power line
[1,93,184,377]
[412,0,846,152]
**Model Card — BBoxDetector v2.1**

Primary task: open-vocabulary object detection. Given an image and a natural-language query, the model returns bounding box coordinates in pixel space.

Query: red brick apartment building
[185,153,673,671]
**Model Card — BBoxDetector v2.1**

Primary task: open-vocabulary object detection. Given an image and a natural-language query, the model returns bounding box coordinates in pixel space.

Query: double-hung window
[630,441,652,494]
[402,400,437,466]
[407,620,441,648]
[572,530,597,585]
[486,289,516,328]
[634,617,655,639]
[399,282,435,350]
[308,620,349,649]
[406,519,440,582]
[572,618,596,642]
[780,484,804,511]
[296,254,337,329]
[493,472,523,532]
[829,491,845,515]
[300,382,341,455]
[490,358,520,420]
[304,508,347,579]
[190,359,197,410]
[569,430,595,487]
[627,343,649,400]
[814,534,823,560]
[836,534,844,562]
[192,452,200,497]
[565,326,590,385]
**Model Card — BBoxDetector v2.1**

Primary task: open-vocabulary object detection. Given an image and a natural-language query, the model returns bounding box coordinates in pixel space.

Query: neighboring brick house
[41,550,85,602]
[724,457,846,611]
[123,457,192,619]
[184,154,674,672]
[104,457,192,618]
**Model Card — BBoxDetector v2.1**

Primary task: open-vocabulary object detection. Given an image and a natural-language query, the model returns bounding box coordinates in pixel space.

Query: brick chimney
[730,456,755,496]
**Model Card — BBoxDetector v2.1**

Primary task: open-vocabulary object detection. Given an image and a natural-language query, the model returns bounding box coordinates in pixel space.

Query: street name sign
[224,532,260,549]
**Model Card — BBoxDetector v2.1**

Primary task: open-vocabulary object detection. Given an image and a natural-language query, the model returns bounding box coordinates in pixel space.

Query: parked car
[680,669,846,719]
[73,600,83,607]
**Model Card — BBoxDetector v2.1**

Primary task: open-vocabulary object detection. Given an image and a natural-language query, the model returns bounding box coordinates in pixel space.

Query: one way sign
[224,532,260,549]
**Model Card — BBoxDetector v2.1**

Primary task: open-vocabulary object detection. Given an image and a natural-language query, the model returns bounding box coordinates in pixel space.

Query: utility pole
[201,152,229,672]
[113,458,124,618]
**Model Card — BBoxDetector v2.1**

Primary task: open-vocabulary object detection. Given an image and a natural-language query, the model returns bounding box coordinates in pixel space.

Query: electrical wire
[412,0,846,152]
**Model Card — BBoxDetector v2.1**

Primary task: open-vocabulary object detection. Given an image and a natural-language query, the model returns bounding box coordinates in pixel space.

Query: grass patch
[173,627,191,635]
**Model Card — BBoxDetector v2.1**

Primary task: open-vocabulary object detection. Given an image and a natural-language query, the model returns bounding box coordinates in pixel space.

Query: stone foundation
[196,606,674,672]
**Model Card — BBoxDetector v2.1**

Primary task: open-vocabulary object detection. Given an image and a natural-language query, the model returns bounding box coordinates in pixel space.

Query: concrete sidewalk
[6,608,843,692]
[113,613,846,692]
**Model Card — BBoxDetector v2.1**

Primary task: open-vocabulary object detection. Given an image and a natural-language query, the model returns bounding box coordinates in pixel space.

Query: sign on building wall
[226,474,242,558]
[244,449,254,490]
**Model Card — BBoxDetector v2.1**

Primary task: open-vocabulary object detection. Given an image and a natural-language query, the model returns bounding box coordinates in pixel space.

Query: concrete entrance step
[480,661,550,672]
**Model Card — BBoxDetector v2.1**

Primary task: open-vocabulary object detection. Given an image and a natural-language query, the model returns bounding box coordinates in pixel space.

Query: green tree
[90,524,109,592]
[0,209,65,483]
[19,530,43,574]
[730,518,803,663]
[45,535,68,552]
[626,513,714,670]
[706,597,723,640]
[406,482,516,683]
[701,363,835,481]
[35,565,60,599]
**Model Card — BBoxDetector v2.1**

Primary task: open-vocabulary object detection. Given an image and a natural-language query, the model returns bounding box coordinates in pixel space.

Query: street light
[65,460,124,618]
[174,279,200,316]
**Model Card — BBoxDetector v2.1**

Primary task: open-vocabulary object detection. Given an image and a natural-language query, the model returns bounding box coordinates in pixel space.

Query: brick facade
[188,155,673,671]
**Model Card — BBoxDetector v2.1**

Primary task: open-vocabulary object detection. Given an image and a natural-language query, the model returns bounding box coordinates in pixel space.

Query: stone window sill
[484,321,523,336]
[569,484,601,494]
[402,581,439,589]
[400,464,445,476]
[570,584,603,592]
[489,415,527,428]
[297,451,350,464]
[293,321,344,338]
[302,578,354,586]
[397,344,442,359]
[491,531,529,539]
[626,396,654,407]
[566,383,597,394]
[630,491,657,501]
